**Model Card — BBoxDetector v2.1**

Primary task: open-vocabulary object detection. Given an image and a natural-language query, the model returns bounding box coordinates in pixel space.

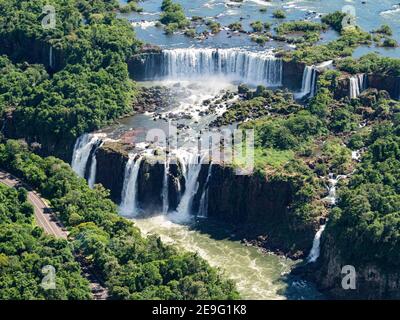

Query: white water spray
[349,74,367,99]
[297,65,317,99]
[162,155,170,214]
[174,151,203,222]
[307,174,346,263]
[71,134,103,179]
[119,154,143,217]
[307,224,326,263]
[145,48,283,86]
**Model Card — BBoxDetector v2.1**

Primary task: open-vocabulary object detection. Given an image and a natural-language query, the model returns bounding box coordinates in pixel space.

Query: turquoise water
[119,0,400,56]
[114,0,399,300]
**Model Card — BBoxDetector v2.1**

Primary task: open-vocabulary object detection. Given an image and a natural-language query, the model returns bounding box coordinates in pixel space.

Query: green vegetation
[206,20,222,34]
[336,53,400,77]
[272,10,286,19]
[321,11,346,32]
[275,21,327,44]
[0,140,239,300]
[250,21,264,32]
[327,119,400,268]
[382,38,398,48]
[373,24,393,36]
[0,183,92,299]
[228,22,243,32]
[281,11,371,64]
[120,0,144,13]
[159,0,189,33]
[0,0,141,158]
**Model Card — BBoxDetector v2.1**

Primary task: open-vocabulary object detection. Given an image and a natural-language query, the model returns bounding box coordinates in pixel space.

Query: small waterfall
[87,141,103,189]
[324,173,346,206]
[162,156,170,214]
[297,66,317,99]
[198,163,213,218]
[71,134,103,179]
[175,151,203,221]
[349,74,367,99]
[307,224,326,263]
[145,48,283,86]
[308,173,346,263]
[119,154,143,217]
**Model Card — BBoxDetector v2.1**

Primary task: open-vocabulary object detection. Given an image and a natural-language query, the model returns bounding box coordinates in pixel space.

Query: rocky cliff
[0,35,65,72]
[93,141,317,258]
[282,60,305,91]
[308,234,400,299]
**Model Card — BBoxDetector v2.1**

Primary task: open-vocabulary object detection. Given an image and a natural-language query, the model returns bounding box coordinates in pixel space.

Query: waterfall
[162,156,170,214]
[87,141,103,189]
[308,173,346,263]
[71,134,103,179]
[297,66,317,99]
[198,163,213,218]
[324,173,346,206]
[175,151,203,221]
[119,154,143,217]
[145,48,283,86]
[349,74,367,99]
[307,224,326,263]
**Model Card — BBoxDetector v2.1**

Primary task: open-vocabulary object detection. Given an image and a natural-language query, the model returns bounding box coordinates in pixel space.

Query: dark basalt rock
[94,140,316,258]
[0,35,65,72]
[368,74,400,100]
[207,165,316,257]
[282,60,305,91]
[310,235,400,299]
[335,74,400,100]
[95,142,131,204]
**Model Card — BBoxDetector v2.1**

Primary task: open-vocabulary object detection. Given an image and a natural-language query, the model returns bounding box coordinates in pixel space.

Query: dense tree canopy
[0,140,239,300]
[0,183,92,300]
[0,0,141,158]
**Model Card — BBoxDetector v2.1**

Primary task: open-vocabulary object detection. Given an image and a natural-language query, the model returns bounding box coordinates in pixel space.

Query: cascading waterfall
[162,155,170,215]
[307,224,326,263]
[146,48,283,86]
[324,173,346,206]
[298,66,317,99]
[175,151,203,221]
[349,74,367,99]
[119,154,143,217]
[198,163,213,218]
[87,141,103,189]
[307,173,346,263]
[71,134,103,179]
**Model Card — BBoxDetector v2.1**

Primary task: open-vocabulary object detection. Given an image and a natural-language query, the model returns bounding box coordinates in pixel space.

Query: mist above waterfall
[143,48,283,87]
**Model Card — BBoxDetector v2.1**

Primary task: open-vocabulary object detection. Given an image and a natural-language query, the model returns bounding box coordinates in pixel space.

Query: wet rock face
[335,74,400,100]
[0,36,64,72]
[207,166,315,256]
[128,52,163,81]
[312,235,400,299]
[368,74,400,100]
[282,60,305,91]
[95,143,130,203]
[94,141,315,256]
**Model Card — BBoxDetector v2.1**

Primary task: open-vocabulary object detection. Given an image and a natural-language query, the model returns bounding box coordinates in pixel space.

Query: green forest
[0,0,399,301]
